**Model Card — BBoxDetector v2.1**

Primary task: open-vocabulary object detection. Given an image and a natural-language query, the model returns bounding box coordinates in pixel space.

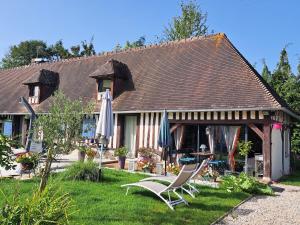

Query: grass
[0,169,249,225]
[280,170,300,186]
[280,158,300,186]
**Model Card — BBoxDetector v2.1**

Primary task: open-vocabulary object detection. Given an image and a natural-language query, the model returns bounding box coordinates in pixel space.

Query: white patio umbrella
[96,89,114,176]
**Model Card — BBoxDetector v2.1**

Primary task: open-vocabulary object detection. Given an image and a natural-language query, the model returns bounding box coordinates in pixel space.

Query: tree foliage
[1,37,96,69]
[113,36,146,52]
[0,40,50,69]
[161,1,209,41]
[0,134,16,170]
[34,91,94,192]
[261,59,272,84]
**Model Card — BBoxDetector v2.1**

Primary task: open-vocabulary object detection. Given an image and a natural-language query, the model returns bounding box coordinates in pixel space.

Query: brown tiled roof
[23,69,59,85]
[89,59,128,80]
[0,33,291,115]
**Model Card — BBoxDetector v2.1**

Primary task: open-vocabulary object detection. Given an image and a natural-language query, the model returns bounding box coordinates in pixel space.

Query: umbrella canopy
[96,89,114,140]
[158,110,172,148]
[158,110,172,175]
[95,89,114,179]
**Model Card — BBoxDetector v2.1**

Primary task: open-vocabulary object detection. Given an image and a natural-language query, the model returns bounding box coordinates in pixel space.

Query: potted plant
[86,148,97,161]
[238,141,253,174]
[16,152,39,171]
[167,163,180,175]
[114,146,128,169]
[78,144,88,161]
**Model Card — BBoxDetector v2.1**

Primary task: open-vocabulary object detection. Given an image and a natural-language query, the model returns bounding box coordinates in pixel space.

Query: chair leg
[173,190,188,206]
[125,187,130,195]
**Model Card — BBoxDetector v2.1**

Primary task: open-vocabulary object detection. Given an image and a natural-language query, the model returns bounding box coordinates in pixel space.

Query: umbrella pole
[164,147,167,176]
[98,143,103,181]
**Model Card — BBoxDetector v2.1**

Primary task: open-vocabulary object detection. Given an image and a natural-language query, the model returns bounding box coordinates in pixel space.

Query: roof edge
[0,33,225,72]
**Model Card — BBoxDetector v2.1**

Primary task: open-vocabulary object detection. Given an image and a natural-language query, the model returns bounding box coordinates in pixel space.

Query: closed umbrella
[96,89,114,179]
[158,110,172,175]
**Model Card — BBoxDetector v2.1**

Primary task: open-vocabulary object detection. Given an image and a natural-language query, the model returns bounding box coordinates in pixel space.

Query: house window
[98,80,111,93]
[29,86,39,97]
[82,118,96,139]
[3,120,12,137]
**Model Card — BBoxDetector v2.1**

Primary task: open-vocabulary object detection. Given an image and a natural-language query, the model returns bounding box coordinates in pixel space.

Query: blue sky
[0,0,299,73]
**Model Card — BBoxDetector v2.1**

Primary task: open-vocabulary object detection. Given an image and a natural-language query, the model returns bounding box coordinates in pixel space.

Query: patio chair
[141,159,209,198]
[121,164,197,210]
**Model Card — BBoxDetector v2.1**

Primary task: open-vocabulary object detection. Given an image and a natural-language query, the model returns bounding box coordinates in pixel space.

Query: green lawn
[280,170,300,186]
[0,169,249,225]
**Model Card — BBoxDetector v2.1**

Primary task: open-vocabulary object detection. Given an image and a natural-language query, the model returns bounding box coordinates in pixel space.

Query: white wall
[271,128,283,180]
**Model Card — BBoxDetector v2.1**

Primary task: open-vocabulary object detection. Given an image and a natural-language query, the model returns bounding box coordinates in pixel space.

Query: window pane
[82,119,96,139]
[98,80,111,92]
[3,120,12,137]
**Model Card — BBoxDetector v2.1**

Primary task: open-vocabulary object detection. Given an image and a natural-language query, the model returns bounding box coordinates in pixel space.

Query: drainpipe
[244,125,248,174]
[19,97,36,151]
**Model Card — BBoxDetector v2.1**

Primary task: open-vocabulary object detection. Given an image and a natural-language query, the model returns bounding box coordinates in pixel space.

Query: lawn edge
[210,194,253,225]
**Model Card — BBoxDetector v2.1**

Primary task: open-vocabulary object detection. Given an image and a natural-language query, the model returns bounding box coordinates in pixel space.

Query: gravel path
[215,184,300,225]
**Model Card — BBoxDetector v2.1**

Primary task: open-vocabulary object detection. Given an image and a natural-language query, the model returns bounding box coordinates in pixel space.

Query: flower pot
[78,151,86,161]
[119,156,126,169]
[20,162,34,171]
[143,168,151,173]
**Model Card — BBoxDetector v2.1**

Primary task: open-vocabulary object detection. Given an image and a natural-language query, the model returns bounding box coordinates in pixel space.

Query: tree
[124,36,146,49]
[48,40,71,60]
[161,1,209,41]
[113,36,146,52]
[70,45,81,57]
[0,40,50,69]
[271,48,292,96]
[261,59,272,84]
[81,37,96,56]
[0,134,16,170]
[34,91,93,192]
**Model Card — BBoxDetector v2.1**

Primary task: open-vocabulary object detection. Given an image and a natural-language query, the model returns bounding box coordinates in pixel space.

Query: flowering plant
[16,152,39,170]
[86,148,97,160]
[137,157,155,171]
[167,163,181,175]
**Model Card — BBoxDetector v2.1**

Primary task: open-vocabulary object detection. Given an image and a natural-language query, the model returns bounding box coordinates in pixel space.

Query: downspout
[19,97,36,151]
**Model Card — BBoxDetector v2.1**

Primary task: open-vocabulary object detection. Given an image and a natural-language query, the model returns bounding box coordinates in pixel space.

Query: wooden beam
[263,123,271,180]
[169,119,269,125]
[249,123,264,140]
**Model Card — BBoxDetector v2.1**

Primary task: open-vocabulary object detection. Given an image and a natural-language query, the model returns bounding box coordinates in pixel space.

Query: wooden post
[263,123,271,181]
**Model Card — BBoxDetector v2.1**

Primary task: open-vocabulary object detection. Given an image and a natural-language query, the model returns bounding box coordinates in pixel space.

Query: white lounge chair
[141,159,209,198]
[121,164,197,210]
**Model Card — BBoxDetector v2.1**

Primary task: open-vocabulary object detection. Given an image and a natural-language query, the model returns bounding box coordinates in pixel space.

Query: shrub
[0,134,16,170]
[0,185,74,225]
[62,161,99,182]
[221,172,274,195]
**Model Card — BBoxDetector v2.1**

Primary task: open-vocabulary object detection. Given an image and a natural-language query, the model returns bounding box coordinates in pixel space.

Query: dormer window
[89,59,129,100]
[23,69,59,104]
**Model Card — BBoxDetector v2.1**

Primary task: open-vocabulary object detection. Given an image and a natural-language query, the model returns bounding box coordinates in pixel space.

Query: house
[0,33,298,181]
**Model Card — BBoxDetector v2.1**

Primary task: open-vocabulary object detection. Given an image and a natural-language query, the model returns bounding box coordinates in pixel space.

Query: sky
[0,0,299,73]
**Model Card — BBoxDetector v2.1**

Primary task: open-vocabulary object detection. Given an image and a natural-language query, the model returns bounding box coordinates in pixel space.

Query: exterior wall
[271,128,283,180]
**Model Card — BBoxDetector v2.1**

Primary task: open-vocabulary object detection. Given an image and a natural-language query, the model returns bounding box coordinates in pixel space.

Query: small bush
[221,172,274,196]
[0,185,74,225]
[62,161,99,182]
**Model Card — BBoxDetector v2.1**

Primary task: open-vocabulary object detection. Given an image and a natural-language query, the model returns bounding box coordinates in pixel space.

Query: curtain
[222,126,241,171]
[124,116,137,158]
[174,125,185,150]
[206,126,215,153]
